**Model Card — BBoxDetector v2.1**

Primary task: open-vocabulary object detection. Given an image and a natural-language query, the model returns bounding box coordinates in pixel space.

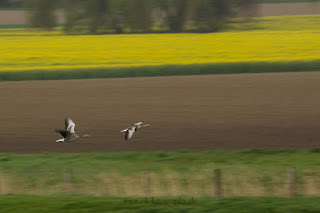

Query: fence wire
[1,168,320,197]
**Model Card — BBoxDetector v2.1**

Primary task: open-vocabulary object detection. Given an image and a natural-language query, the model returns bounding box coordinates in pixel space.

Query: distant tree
[63,0,85,32]
[25,0,259,33]
[63,0,109,33]
[63,0,128,34]
[25,0,58,28]
[86,0,109,33]
[167,0,190,32]
[107,0,128,33]
[156,0,194,32]
[192,0,233,32]
[127,0,152,32]
[155,0,239,33]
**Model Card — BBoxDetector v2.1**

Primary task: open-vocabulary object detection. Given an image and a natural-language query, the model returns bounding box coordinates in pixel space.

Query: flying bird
[55,117,90,143]
[120,121,150,140]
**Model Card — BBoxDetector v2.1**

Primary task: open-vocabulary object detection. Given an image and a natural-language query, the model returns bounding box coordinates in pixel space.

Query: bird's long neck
[137,124,149,130]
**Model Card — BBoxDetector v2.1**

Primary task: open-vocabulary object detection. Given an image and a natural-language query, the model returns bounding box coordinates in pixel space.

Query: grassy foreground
[0,15,319,81]
[0,195,320,213]
[1,149,320,196]
[259,0,320,2]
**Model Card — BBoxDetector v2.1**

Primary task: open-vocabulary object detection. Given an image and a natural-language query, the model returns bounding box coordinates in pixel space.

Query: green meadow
[1,194,320,213]
[1,150,320,197]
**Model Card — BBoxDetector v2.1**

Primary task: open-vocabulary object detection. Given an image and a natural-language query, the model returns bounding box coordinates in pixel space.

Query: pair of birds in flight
[55,117,150,143]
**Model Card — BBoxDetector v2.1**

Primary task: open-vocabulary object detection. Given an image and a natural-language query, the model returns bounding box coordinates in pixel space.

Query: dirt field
[0,72,320,153]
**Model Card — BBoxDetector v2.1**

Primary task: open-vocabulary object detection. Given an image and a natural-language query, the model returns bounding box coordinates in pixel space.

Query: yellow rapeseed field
[0,15,319,72]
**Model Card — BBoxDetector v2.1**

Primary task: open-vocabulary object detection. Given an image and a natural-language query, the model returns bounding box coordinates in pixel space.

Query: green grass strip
[1,149,320,175]
[1,60,320,82]
[1,149,320,197]
[0,194,320,213]
[258,0,320,3]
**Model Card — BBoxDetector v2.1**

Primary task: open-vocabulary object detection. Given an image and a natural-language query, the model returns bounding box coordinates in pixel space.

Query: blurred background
[0,0,318,33]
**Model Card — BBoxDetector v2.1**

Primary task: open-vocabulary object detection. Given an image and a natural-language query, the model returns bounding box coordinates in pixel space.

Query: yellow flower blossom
[0,15,319,72]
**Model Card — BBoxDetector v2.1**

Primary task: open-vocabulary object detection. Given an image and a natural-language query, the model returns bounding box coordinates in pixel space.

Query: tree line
[24,0,258,34]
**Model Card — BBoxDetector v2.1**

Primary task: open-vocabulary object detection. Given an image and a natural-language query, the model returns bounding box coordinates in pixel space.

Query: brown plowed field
[1,72,320,153]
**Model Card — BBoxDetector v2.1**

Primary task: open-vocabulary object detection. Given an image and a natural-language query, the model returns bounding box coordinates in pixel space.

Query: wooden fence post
[142,170,150,196]
[288,167,296,198]
[64,168,73,195]
[213,169,223,198]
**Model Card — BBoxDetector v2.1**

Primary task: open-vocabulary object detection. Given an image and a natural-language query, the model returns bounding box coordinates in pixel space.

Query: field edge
[1,60,320,82]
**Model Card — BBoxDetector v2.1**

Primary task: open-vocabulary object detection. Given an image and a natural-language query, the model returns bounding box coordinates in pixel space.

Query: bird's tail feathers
[120,129,128,132]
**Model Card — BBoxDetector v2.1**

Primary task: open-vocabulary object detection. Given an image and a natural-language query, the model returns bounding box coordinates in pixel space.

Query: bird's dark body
[55,129,79,142]
[122,121,150,140]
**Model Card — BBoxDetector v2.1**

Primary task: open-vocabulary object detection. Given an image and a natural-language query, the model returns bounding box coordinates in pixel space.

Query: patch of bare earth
[0,71,320,153]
